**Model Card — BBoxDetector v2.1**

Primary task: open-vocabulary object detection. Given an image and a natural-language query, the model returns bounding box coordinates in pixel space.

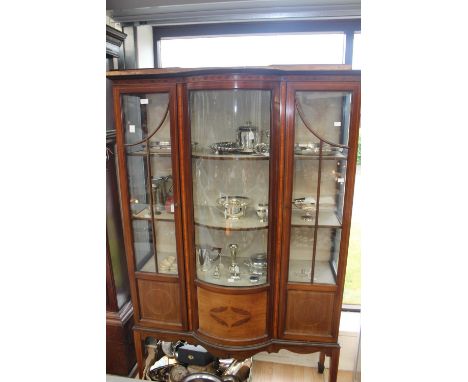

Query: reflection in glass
[288,91,351,284]
[122,92,178,275]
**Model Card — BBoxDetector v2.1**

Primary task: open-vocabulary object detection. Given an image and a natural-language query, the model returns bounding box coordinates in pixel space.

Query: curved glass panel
[122,93,178,275]
[190,89,271,286]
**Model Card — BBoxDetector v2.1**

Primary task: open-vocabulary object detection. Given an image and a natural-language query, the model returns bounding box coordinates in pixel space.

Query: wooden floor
[133,361,354,381]
[251,361,353,382]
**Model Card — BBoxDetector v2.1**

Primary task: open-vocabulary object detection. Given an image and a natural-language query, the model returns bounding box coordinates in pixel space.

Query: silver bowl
[216,196,250,220]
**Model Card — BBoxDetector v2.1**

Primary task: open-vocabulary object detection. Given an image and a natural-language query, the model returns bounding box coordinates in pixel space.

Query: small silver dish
[245,253,267,276]
[293,197,316,221]
[209,141,240,154]
[216,196,250,220]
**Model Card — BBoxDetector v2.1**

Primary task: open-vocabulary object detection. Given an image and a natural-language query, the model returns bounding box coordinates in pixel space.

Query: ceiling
[106,0,361,25]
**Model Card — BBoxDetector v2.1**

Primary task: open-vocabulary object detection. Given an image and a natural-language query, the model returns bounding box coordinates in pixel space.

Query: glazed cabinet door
[279,80,360,342]
[114,83,187,331]
[180,80,280,346]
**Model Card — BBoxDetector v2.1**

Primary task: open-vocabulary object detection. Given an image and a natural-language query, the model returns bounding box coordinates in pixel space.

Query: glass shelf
[194,205,268,231]
[197,255,267,287]
[139,252,178,275]
[290,209,342,228]
[294,152,346,160]
[192,151,269,160]
[127,148,172,157]
[288,259,336,284]
[132,204,175,222]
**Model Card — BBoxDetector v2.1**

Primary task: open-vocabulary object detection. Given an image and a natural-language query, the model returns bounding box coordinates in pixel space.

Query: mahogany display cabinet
[107,66,360,381]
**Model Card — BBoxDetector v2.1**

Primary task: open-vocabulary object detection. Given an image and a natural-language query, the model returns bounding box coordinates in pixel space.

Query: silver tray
[209,142,255,155]
[294,143,343,156]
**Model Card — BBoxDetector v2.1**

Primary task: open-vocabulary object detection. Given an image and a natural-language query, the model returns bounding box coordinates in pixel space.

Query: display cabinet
[108,66,360,381]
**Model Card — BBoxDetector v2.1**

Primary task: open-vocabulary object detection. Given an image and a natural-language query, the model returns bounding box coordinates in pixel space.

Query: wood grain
[284,290,335,339]
[197,287,268,344]
[137,279,182,327]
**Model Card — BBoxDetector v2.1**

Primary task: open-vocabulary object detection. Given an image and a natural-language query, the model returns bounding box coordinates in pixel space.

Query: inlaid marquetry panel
[197,287,268,343]
[137,279,182,327]
[284,290,335,338]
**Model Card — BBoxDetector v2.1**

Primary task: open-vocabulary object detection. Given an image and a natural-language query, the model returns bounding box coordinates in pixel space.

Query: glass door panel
[289,90,351,284]
[122,92,178,275]
[190,89,271,286]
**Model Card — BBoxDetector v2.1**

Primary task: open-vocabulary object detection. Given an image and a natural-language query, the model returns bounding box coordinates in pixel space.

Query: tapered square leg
[133,331,145,379]
[318,351,326,374]
[328,348,340,382]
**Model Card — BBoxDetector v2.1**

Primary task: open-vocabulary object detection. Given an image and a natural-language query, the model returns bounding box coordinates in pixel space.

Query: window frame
[152,19,361,68]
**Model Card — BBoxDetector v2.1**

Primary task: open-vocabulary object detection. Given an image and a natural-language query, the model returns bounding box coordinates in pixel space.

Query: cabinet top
[106,65,360,80]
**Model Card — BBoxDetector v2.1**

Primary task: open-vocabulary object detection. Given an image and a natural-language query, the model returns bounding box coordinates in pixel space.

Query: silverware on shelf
[293,197,316,221]
[216,196,250,220]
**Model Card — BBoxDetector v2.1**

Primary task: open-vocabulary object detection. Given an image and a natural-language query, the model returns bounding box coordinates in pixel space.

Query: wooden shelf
[194,205,268,231]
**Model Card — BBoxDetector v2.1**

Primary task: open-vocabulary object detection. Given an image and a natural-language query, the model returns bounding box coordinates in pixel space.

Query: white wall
[136,25,154,68]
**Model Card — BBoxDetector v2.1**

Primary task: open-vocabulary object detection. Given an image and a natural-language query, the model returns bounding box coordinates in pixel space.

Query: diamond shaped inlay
[209,306,252,328]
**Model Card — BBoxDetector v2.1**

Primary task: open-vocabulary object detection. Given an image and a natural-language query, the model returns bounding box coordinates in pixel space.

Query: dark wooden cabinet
[107,66,360,381]
[106,134,137,376]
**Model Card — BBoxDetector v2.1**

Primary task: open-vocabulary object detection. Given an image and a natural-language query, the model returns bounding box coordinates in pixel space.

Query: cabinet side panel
[137,279,182,327]
[197,287,268,343]
[284,290,334,338]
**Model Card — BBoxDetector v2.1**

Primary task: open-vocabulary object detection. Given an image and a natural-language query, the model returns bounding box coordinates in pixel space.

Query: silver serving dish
[216,196,250,220]
[293,197,316,221]
[294,143,343,156]
[209,141,242,154]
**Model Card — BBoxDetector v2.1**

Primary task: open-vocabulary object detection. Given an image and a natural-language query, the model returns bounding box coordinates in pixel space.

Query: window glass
[160,33,346,68]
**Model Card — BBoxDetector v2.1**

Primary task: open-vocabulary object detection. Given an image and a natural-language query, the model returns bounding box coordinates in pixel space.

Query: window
[160,33,346,68]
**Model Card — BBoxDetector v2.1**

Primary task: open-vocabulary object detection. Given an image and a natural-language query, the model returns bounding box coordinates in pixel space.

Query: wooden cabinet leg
[318,351,326,374]
[133,331,145,379]
[328,348,340,382]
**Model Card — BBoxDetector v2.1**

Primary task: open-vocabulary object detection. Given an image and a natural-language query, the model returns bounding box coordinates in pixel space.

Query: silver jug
[237,121,259,152]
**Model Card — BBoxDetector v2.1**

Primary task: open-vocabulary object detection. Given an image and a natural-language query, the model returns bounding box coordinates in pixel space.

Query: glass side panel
[289,91,351,284]
[122,92,178,275]
[190,89,271,286]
